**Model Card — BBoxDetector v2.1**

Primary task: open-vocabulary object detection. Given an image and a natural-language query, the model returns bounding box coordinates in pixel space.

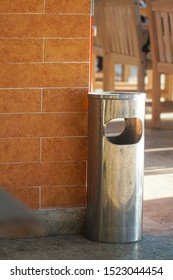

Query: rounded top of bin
[88,92,146,100]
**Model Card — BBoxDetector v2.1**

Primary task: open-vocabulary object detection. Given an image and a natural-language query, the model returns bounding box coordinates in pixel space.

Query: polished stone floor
[0,233,172,260]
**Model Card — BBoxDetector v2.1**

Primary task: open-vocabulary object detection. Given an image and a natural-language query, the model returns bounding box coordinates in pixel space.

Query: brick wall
[0,0,90,210]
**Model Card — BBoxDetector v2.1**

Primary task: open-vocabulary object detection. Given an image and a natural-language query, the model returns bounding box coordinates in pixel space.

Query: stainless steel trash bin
[86,92,146,243]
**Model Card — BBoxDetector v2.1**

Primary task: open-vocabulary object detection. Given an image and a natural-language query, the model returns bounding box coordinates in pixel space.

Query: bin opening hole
[104,118,142,145]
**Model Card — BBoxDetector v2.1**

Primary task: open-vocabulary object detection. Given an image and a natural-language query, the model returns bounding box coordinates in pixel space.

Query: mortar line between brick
[0,37,89,40]
[44,0,46,14]
[41,88,43,112]
[43,38,45,62]
[40,137,42,162]
[0,160,87,165]
[0,111,87,115]
[0,136,87,140]
[39,186,42,209]
[1,62,89,64]
[0,13,90,15]
[0,86,89,90]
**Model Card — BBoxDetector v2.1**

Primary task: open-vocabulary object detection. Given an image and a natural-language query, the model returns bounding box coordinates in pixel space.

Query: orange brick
[0,0,44,13]
[0,63,89,88]
[42,64,89,88]
[0,89,41,113]
[0,39,43,63]
[46,0,90,14]
[4,186,39,210]
[0,14,90,38]
[43,88,88,112]
[41,186,86,208]
[0,162,86,187]
[42,137,87,161]
[44,39,89,62]
[0,113,88,138]
[0,138,40,163]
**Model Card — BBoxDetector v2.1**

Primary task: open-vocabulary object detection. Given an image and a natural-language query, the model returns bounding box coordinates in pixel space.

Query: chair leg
[151,72,161,128]
[137,63,145,92]
[164,74,173,100]
[103,54,115,91]
[122,65,131,82]
[146,69,153,91]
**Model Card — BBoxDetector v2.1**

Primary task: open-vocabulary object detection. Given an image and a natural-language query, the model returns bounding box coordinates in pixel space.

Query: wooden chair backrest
[147,0,173,67]
[102,0,143,64]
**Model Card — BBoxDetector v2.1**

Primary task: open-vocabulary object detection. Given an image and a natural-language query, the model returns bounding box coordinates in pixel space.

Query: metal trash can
[86,92,146,243]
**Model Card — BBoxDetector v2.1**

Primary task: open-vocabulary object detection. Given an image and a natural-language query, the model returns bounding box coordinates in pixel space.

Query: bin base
[85,234,143,244]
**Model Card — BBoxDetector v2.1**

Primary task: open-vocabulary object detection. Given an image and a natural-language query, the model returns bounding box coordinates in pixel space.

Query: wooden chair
[101,0,151,92]
[146,0,173,128]
[92,0,144,91]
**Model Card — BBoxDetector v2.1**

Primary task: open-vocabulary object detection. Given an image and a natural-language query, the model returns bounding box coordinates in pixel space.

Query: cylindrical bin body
[86,92,146,243]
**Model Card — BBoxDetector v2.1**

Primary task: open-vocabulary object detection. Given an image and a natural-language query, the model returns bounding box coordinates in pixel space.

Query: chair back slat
[162,12,172,63]
[127,9,135,56]
[155,12,166,62]
[118,8,128,54]
[170,13,173,56]
[112,7,121,53]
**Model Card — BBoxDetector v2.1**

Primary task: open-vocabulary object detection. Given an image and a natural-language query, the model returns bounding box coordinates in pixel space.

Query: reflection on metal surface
[105,118,142,145]
[105,118,125,137]
[86,92,146,243]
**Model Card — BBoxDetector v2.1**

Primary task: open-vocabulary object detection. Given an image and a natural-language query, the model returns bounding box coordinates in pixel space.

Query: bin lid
[88,92,146,100]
